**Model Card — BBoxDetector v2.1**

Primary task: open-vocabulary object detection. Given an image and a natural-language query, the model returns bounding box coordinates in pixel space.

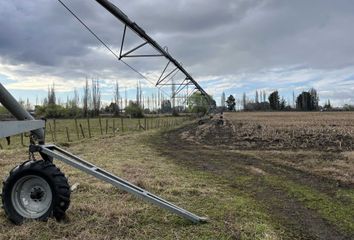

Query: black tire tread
[1,160,71,224]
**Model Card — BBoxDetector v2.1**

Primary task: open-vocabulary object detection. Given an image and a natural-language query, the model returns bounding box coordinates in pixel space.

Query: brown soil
[155,114,354,240]
[179,115,354,151]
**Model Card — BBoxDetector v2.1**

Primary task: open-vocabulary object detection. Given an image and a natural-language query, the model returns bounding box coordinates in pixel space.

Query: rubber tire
[1,160,71,225]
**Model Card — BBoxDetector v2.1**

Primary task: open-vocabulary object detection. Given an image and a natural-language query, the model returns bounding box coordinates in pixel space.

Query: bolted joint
[29,145,42,153]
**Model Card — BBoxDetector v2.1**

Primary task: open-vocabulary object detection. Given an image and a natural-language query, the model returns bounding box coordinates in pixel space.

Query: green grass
[336,189,354,203]
[0,127,281,240]
[1,120,353,239]
[0,116,187,149]
[212,155,354,236]
[266,176,354,234]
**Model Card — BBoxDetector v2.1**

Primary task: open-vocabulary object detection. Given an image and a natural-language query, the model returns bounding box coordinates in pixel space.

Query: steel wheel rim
[11,175,52,219]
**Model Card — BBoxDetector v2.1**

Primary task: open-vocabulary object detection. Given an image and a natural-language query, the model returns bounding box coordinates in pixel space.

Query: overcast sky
[1,0,354,107]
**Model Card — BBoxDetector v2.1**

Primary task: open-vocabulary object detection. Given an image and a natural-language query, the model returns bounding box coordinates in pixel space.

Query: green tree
[161,100,172,113]
[296,92,312,111]
[324,100,332,110]
[188,92,211,114]
[64,105,82,118]
[35,104,66,118]
[268,91,280,110]
[255,90,259,104]
[226,95,236,111]
[125,101,144,118]
[343,104,354,111]
[309,88,319,110]
[83,78,90,118]
[105,102,120,116]
[113,81,121,116]
[48,84,56,105]
[296,89,319,111]
[91,79,101,117]
[280,97,286,110]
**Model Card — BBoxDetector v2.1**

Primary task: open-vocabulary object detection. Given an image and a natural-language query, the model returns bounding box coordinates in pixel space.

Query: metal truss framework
[94,0,212,105]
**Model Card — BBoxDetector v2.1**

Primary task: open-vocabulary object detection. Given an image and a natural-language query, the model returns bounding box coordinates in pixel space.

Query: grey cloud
[0,0,354,104]
[1,0,354,71]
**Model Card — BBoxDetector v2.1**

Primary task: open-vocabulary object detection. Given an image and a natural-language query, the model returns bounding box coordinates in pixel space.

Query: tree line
[33,80,187,118]
[0,78,214,119]
[220,88,342,112]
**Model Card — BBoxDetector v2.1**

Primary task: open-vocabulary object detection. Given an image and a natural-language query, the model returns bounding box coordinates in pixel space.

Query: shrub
[125,101,144,118]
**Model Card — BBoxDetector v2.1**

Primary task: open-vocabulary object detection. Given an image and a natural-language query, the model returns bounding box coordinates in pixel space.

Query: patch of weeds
[336,189,354,204]
[266,176,354,234]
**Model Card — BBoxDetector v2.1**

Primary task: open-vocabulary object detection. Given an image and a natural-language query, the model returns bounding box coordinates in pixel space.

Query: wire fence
[0,116,191,149]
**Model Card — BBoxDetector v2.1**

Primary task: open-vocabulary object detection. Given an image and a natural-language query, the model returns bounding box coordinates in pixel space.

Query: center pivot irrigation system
[0,0,209,224]
[59,0,214,107]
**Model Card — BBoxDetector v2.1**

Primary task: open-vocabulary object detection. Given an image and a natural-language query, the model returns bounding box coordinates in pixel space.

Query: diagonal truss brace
[95,0,212,104]
[119,25,163,59]
[118,25,181,89]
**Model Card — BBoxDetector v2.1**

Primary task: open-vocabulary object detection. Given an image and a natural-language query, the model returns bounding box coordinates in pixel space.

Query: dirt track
[158,113,354,240]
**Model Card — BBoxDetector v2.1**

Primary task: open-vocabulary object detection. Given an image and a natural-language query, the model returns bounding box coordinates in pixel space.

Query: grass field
[0,116,187,149]
[0,112,353,239]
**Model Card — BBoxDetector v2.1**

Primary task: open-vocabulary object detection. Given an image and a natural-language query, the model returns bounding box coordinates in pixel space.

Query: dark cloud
[0,0,353,105]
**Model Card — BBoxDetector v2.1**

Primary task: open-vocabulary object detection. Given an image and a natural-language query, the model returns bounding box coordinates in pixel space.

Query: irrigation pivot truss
[58,0,213,108]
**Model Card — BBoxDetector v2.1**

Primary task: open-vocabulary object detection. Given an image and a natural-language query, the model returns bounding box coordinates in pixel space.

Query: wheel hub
[11,175,53,219]
[30,187,45,202]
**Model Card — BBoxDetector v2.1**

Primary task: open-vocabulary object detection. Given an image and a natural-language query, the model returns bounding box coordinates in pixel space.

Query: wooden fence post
[79,123,86,138]
[121,118,124,132]
[106,119,109,134]
[20,133,24,146]
[99,117,103,135]
[48,123,54,142]
[53,119,57,141]
[113,119,116,136]
[75,118,80,140]
[87,118,92,138]
[44,120,47,141]
[66,127,71,142]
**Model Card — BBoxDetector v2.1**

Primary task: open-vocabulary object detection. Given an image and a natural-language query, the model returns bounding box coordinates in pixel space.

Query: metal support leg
[37,144,207,223]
